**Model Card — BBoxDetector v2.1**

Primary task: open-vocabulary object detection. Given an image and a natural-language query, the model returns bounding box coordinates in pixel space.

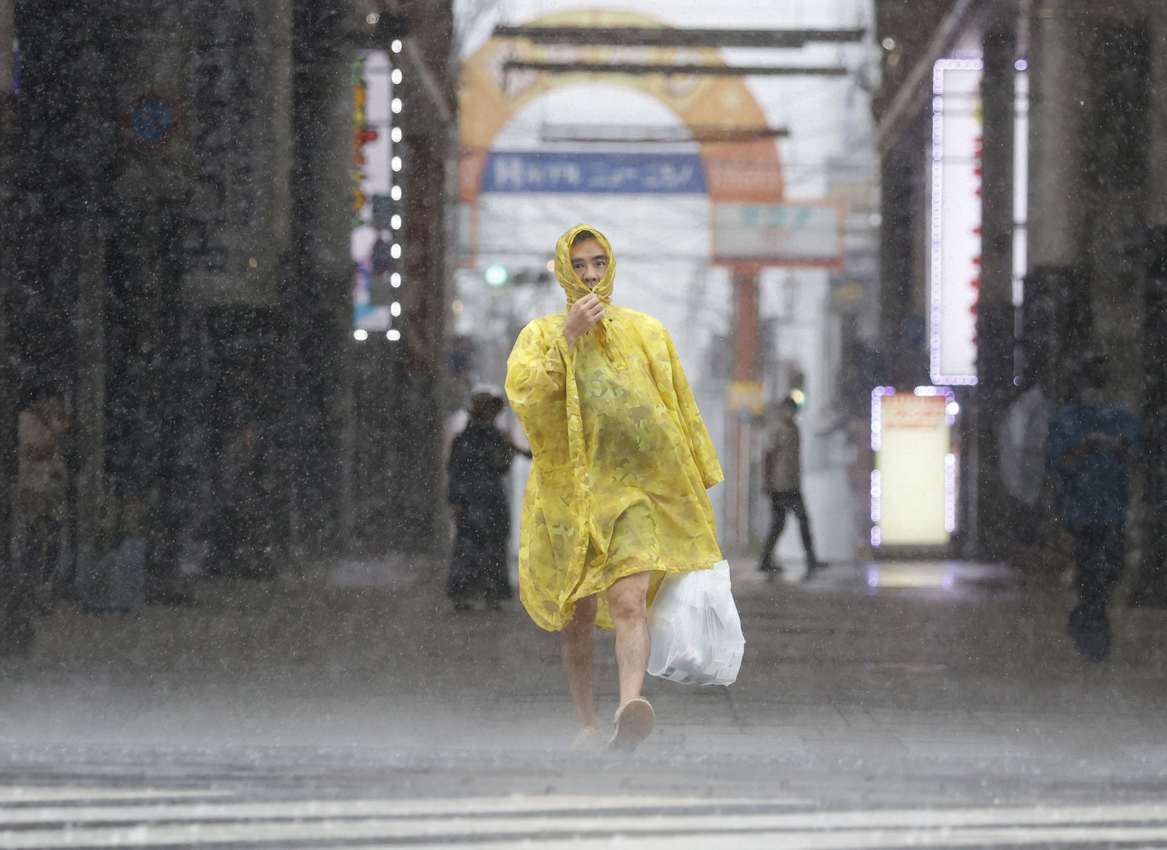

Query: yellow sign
[727,381,765,414]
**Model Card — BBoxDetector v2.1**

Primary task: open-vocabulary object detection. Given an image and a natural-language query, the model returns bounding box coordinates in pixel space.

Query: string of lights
[352,37,406,345]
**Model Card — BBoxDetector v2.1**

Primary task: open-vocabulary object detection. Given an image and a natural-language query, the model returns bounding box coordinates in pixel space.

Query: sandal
[608,697,655,752]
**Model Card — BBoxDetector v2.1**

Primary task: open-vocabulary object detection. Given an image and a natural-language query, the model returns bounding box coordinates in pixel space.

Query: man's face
[570,238,609,288]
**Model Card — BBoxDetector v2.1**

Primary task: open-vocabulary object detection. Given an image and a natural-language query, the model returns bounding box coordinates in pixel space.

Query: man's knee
[607,582,648,624]
[563,596,597,636]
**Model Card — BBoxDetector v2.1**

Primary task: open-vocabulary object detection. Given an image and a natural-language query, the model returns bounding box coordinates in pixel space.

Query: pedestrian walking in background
[1045,352,1141,662]
[999,372,1053,549]
[506,224,725,752]
[446,384,528,611]
[3,385,68,655]
[208,417,272,580]
[758,395,821,577]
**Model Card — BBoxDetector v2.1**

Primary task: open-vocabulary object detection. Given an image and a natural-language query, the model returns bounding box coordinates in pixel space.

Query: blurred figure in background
[3,385,68,655]
[17,386,68,604]
[1045,352,1141,662]
[758,395,821,578]
[999,365,1056,572]
[208,417,273,580]
[446,384,529,611]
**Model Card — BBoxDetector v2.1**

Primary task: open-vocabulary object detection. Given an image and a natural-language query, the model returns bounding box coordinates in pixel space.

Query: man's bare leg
[606,572,652,707]
[560,595,598,730]
[605,572,654,751]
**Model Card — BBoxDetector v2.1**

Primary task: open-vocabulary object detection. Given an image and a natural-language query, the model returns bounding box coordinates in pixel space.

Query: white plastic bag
[647,561,745,686]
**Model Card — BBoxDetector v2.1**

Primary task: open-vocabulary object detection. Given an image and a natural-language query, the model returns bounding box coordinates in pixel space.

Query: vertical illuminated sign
[351,50,403,338]
[1013,64,1029,308]
[930,57,983,385]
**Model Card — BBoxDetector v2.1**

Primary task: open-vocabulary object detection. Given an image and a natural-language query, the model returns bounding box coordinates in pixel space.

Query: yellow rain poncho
[505,224,724,632]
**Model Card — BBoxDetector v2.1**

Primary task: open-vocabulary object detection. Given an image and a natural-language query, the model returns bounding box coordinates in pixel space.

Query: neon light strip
[1012,68,1029,309]
[869,387,890,547]
[870,386,891,452]
[945,452,958,533]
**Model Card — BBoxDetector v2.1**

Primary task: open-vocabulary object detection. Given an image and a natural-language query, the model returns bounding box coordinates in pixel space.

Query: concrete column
[1020,0,1091,404]
[183,0,292,306]
[1147,1,1167,228]
[10,1,120,597]
[1026,0,1084,268]
[730,269,760,551]
[0,0,9,96]
[1134,2,1167,607]
[393,0,456,553]
[71,7,118,597]
[73,223,107,587]
[877,140,917,387]
[974,0,1018,559]
[0,0,19,649]
[291,0,357,554]
[111,2,189,592]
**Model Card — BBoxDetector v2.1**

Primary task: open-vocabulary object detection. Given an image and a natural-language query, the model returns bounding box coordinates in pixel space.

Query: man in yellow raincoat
[505,224,724,751]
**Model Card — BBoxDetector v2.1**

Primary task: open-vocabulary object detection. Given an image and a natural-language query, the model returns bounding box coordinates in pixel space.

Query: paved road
[4,557,1167,847]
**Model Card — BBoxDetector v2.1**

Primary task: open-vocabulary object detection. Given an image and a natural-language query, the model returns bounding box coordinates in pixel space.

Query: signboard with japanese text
[711,202,843,266]
[481,151,707,195]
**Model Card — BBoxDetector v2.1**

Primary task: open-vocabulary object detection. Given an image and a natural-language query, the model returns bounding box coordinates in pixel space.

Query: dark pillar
[877,116,930,389]
[1137,228,1167,606]
[878,142,915,388]
[1134,3,1167,606]
[290,0,354,554]
[73,220,107,590]
[1026,0,1084,270]
[14,0,119,593]
[1019,265,1090,403]
[974,1,1018,559]
[387,0,456,554]
[0,0,19,651]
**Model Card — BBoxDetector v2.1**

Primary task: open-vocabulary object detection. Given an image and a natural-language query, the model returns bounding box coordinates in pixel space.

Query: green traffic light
[485,265,509,287]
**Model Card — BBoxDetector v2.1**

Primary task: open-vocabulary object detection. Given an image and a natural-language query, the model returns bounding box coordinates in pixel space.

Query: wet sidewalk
[4,554,1167,806]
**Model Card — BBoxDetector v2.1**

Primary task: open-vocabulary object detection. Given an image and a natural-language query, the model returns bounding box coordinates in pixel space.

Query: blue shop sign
[482,151,707,194]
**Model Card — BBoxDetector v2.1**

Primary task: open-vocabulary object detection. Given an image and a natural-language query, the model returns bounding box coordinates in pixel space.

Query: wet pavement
[4,555,1167,847]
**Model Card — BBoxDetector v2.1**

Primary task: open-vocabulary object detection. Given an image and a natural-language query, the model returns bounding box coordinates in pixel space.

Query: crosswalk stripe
[0,795,802,826]
[0,787,233,804]
[3,798,1167,830]
[5,802,1167,849]
[283,826,1167,850]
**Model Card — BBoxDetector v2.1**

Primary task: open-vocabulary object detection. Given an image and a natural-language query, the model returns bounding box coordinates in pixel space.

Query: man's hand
[564,294,605,348]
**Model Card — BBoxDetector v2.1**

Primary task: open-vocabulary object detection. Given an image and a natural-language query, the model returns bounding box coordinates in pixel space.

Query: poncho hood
[555,224,616,306]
